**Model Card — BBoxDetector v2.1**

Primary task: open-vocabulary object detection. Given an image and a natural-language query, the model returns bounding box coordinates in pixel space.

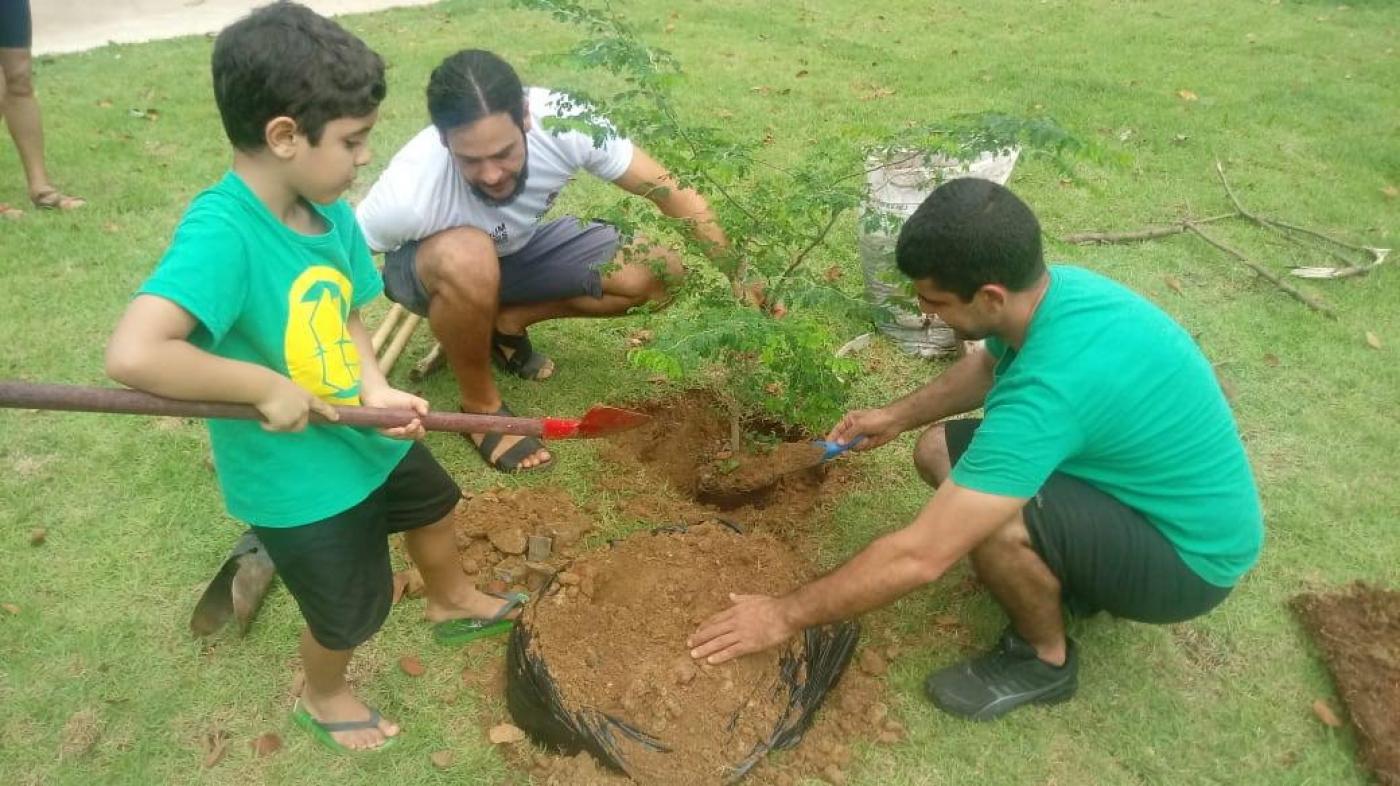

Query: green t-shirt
[139,172,411,527]
[950,266,1263,587]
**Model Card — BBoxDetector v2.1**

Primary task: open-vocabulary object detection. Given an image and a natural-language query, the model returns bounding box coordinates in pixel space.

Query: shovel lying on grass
[697,437,863,509]
[0,381,650,439]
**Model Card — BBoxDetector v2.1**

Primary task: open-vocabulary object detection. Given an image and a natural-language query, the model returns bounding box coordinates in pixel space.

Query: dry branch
[1061,213,1232,245]
[1062,162,1386,315]
[1185,223,1336,319]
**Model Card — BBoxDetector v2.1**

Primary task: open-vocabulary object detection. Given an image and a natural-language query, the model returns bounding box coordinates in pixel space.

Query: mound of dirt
[395,486,598,600]
[511,522,884,785]
[599,392,853,538]
[1292,583,1400,785]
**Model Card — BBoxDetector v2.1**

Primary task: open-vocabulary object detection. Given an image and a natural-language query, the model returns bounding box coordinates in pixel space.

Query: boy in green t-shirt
[104,3,521,752]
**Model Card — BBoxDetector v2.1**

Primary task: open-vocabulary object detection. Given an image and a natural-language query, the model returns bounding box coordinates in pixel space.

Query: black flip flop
[464,403,554,473]
[491,330,553,380]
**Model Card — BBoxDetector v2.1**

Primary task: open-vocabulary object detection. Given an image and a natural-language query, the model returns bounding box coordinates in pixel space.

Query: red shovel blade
[541,405,650,439]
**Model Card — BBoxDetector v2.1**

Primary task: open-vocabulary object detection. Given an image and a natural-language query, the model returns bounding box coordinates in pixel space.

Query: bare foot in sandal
[463,402,552,472]
[296,689,399,750]
[30,189,86,211]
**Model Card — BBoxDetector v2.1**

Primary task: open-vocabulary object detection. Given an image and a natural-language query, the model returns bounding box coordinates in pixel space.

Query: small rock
[489,527,528,555]
[527,535,553,562]
[29,528,46,546]
[1,603,19,615]
[672,658,698,685]
[822,764,847,785]
[566,586,579,598]
[877,730,902,746]
[883,719,906,737]
[523,562,553,592]
[557,571,581,586]
[461,558,480,575]
[579,576,595,599]
[484,579,509,595]
[858,647,888,676]
[399,655,426,677]
[430,749,456,769]
[489,723,526,745]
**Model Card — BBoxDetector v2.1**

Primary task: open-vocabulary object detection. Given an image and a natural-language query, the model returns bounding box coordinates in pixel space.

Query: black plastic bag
[504,524,860,784]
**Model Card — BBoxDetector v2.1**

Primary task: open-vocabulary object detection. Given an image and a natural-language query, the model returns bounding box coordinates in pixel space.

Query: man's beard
[470,145,530,206]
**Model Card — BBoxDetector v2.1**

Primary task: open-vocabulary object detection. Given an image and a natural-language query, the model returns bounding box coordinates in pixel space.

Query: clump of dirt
[397,486,598,599]
[696,441,829,509]
[599,392,853,538]
[1291,582,1400,785]
[511,522,890,786]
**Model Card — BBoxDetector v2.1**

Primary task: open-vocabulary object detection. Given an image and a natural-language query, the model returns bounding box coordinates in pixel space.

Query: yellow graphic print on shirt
[284,266,361,404]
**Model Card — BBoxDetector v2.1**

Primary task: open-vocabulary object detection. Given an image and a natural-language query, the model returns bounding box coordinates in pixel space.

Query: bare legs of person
[0,48,84,211]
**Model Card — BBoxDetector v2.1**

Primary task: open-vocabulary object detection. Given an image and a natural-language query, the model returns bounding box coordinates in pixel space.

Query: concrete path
[32,0,439,56]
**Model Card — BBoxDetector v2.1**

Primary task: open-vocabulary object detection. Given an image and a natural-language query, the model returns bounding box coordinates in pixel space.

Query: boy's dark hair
[895,178,1046,301]
[427,50,526,135]
[211,1,385,151]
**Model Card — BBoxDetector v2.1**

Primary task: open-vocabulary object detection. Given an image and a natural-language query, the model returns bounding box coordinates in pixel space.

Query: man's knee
[1,61,33,98]
[419,228,499,306]
[913,423,951,487]
[607,242,684,304]
[969,516,1033,576]
[646,247,686,302]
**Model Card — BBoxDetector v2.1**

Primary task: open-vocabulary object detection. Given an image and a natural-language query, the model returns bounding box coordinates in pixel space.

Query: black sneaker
[924,628,1078,721]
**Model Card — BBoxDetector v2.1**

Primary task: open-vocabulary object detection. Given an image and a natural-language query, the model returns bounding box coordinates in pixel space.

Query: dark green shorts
[252,442,460,650]
[945,419,1231,623]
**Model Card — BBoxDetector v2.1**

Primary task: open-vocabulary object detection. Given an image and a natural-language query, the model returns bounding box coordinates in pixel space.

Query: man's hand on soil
[688,593,796,665]
[825,407,902,451]
[360,385,428,440]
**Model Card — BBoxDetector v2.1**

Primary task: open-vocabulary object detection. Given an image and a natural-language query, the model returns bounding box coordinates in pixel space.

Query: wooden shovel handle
[0,381,548,437]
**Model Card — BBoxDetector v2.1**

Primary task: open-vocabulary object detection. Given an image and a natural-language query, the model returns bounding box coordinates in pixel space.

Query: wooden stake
[371,304,405,354]
[379,314,422,373]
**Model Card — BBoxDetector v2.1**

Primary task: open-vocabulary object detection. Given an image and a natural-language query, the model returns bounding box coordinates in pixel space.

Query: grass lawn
[2,0,1398,783]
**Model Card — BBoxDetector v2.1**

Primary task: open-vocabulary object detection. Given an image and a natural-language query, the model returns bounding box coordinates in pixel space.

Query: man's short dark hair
[211,1,385,151]
[427,50,526,135]
[895,178,1046,301]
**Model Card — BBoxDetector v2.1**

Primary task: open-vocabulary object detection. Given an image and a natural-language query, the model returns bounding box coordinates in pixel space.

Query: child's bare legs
[297,629,399,749]
[405,514,519,622]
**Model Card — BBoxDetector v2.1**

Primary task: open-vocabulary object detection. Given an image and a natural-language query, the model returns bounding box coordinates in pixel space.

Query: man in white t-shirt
[357,49,729,472]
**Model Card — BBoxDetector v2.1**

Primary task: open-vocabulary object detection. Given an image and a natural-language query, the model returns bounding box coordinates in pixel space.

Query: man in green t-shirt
[104,4,522,752]
[687,178,1263,722]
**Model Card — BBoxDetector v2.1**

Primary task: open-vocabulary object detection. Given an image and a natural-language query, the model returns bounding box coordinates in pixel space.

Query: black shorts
[0,0,32,49]
[251,442,461,650]
[383,217,622,317]
[944,419,1231,624]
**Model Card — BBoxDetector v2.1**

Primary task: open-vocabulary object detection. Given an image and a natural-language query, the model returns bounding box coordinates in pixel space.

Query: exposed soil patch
[502,522,894,786]
[397,487,598,599]
[1292,582,1400,786]
[599,392,854,539]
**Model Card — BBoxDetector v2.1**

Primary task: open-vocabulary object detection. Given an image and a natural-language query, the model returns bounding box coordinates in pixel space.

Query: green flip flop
[433,591,529,647]
[291,700,399,753]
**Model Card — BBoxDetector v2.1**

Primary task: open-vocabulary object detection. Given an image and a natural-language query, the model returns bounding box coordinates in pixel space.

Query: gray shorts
[382,217,622,317]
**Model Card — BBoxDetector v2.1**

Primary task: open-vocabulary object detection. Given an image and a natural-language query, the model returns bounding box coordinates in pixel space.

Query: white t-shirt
[356,88,635,256]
